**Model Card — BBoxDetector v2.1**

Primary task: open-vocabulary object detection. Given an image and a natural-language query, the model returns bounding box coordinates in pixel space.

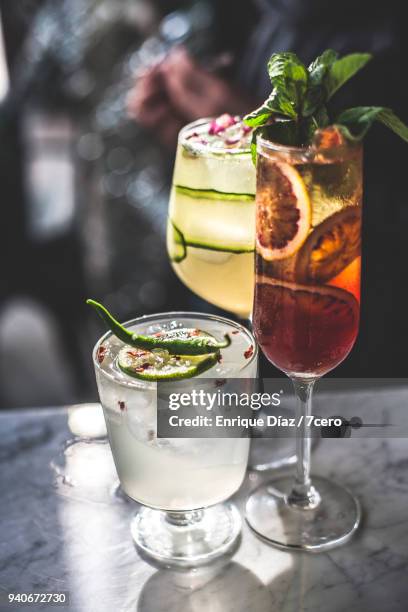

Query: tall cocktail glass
[246,131,362,551]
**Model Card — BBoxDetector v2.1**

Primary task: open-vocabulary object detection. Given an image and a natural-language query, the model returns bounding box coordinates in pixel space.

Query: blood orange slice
[295,206,361,284]
[256,160,311,260]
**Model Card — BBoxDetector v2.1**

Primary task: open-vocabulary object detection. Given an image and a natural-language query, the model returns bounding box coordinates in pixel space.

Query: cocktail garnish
[87,299,231,355]
[183,115,252,152]
[209,113,237,135]
[295,207,361,284]
[244,50,408,160]
[97,345,107,364]
[256,160,311,260]
[244,345,254,359]
[117,344,220,381]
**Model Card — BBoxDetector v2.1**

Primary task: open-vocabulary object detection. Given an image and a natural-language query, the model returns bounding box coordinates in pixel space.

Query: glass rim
[257,133,311,154]
[92,310,258,389]
[257,132,362,161]
[179,118,251,156]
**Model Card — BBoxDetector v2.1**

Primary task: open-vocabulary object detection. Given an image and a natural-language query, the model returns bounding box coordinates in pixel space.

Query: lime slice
[169,188,255,253]
[167,218,186,263]
[118,328,220,381]
[118,347,218,381]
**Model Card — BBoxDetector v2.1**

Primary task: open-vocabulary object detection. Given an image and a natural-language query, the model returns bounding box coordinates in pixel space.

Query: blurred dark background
[0,0,406,409]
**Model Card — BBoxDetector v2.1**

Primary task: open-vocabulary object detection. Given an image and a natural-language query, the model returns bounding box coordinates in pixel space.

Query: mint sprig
[244,49,408,155]
[336,107,408,142]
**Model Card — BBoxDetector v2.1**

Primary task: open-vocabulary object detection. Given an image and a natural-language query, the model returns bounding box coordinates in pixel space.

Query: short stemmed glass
[245,132,362,550]
[92,311,257,567]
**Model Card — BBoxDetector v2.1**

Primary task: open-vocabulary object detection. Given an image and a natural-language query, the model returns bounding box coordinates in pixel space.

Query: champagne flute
[245,131,362,550]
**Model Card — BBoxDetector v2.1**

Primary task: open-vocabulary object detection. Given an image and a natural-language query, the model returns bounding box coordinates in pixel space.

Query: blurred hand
[127,47,255,149]
[127,63,185,149]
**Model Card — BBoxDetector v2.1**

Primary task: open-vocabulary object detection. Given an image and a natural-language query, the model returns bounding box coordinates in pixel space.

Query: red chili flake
[189,329,200,337]
[232,330,239,335]
[135,362,150,372]
[118,401,126,412]
[244,345,254,359]
[127,350,148,358]
[97,345,107,364]
[154,332,164,337]
[186,131,199,140]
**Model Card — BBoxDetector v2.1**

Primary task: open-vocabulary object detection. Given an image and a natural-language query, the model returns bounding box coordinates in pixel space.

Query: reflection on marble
[0,386,408,611]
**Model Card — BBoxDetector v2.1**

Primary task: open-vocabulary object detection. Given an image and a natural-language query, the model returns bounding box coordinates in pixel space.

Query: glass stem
[287,378,321,510]
[165,510,204,527]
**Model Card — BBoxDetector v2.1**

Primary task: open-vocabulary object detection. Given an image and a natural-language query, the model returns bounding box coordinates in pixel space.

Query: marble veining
[0,386,408,612]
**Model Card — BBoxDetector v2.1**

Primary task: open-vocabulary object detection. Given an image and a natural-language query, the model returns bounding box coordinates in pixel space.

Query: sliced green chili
[86,299,231,355]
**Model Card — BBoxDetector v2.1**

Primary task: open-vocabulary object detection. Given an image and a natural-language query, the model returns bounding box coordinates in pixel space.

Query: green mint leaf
[244,49,408,149]
[308,49,338,77]
[267,52,308,118]
[303,49,338,116]
[337,106,408,142]
[265,121,299,147]
[244,90,282,127]
[244,87,299,127]
[249,121,299,165]
[244,108,272,128]
[326,53,372,99]
[301,107,330,143]
[250,127,265,165]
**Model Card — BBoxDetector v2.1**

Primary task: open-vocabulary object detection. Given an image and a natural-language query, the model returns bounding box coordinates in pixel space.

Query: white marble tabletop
[1,384,408,612]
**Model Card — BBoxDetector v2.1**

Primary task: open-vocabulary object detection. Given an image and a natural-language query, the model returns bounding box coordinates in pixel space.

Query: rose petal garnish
[225,137,241,145]
[208,113,236,135]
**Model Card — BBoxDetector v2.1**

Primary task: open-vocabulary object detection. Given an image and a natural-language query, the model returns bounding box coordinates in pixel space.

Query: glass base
[131,503,241,569]
[245,475,361,552]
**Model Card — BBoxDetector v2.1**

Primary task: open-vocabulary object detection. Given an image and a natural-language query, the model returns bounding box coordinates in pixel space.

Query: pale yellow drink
[167,116,255,318]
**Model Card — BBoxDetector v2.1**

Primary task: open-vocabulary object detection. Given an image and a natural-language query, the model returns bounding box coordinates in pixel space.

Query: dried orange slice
[328,256,361,302]
[295,206,361,284]
[256,160,311,261]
